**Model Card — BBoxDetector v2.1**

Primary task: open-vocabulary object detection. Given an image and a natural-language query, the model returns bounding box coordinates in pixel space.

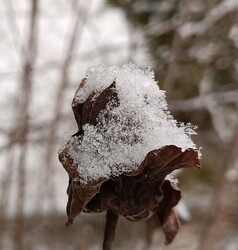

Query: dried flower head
[58,64,201,250]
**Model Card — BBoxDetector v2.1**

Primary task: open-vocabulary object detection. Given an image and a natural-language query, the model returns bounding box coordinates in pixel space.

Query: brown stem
[102,210,118,250]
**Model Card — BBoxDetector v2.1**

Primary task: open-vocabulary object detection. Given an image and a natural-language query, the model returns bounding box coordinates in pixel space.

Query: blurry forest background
[0,0,238,249]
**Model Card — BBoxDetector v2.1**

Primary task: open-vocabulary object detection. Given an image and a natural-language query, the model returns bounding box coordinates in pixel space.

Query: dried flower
[59,64,200,250]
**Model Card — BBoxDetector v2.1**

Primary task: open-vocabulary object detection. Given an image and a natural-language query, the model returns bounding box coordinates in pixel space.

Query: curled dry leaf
[59,75,201,250]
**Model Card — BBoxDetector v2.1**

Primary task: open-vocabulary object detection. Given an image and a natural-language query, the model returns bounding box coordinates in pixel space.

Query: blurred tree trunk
[13,1,38,250]
[0,146,15,250]
[200,122,238,250]
[43,1,90,211]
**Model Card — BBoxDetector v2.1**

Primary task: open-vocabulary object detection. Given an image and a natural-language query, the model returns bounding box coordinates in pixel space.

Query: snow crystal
[62,63,199,183]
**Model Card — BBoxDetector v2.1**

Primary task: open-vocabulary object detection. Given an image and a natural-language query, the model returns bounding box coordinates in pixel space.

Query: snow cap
[61,63,199,183]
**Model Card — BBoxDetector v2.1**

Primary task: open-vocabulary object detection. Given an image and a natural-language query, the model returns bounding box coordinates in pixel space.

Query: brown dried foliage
[59,79,200,250]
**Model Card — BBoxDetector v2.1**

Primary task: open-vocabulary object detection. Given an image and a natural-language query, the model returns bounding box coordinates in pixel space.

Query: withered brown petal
[76,82,118,128]
[162,209,180,245]
[155,180,181,244]
[71,78,86,133]
[156,180,181,226]
[59,78,201,249]
[59,147,108,225]
[65,179,105,226]
[135,145,200,181]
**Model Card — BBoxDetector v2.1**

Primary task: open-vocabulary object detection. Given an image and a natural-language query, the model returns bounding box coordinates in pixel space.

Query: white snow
[61,63,198,183]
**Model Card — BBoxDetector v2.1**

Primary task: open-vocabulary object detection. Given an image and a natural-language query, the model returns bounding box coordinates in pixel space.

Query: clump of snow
[62,63,199,183]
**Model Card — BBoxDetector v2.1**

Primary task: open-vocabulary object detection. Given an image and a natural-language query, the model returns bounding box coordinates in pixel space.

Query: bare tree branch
[43,0,91,211]
[162,4,189,100]
[162,32,182,100]
[169,90,238,112]
[12,1,38,250]
[199,67,234,143]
